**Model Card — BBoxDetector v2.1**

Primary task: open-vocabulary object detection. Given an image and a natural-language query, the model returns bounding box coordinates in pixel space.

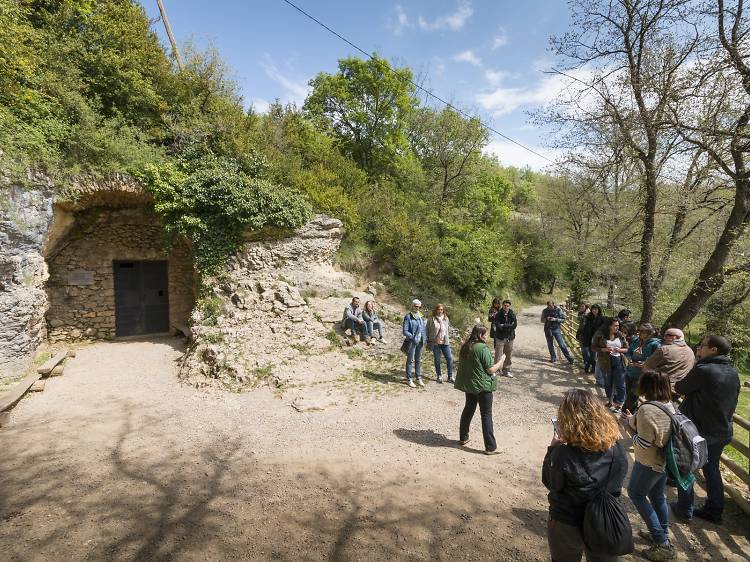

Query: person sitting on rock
[362,300,386,344]
[341,296,365,342]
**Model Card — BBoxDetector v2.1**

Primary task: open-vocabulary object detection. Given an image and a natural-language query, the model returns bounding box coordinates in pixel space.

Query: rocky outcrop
[0,178,55,379]
[180,215,354,388]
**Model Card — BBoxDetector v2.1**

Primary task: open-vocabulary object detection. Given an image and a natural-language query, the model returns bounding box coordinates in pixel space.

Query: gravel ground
[0,306,748,561]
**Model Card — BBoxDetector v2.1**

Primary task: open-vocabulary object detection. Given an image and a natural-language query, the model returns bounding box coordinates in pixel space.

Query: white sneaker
[379,338,388,344]
[417,379,425,387]
[503,371,514,378]
[408,380,416,388]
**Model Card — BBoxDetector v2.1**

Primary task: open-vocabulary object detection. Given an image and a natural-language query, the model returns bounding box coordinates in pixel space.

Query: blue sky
[140,1,572,169]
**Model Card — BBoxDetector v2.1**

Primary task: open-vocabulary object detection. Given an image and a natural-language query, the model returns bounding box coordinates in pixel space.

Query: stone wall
[181,215,349,388]
[0,178,55,379]
[47,208,195,341]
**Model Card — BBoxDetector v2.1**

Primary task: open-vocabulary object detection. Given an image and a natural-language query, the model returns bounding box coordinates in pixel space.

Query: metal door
[113,260,169,336]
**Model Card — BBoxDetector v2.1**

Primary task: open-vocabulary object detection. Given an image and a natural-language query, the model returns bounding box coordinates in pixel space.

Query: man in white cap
[643,328,695,390]
[402,299,426,387]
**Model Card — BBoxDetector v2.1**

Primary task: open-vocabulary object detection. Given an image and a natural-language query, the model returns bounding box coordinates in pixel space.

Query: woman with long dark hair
[454,325,504,454]
[592,318,628,413]
[624,324,661,413]
[543,389,628,561]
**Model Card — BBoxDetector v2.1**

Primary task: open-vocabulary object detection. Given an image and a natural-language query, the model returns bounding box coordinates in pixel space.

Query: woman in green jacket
[454,325,505,454]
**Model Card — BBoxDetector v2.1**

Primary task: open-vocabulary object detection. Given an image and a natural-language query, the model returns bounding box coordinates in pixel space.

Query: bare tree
[544,0,699,322]
[662,0,750,329]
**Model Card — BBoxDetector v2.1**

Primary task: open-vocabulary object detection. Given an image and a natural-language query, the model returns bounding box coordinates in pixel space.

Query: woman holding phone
[592,318,629,413]
[543,388,628,561]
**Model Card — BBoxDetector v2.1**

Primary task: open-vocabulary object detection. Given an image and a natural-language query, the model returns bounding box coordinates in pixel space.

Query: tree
[662,0,750,329]
[408,106,489,216]
[303,55,417,176]
[545,0,699,322]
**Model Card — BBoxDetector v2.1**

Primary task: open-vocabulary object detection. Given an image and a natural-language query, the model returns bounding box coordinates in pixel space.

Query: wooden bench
[37,351,68,376]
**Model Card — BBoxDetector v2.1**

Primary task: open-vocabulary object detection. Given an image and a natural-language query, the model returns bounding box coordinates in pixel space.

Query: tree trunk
[638,165,658,323]
[662,178,750,331]
[548,277,557,295]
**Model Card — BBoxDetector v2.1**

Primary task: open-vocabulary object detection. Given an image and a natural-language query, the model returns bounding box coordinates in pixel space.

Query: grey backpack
[645,401,708,476]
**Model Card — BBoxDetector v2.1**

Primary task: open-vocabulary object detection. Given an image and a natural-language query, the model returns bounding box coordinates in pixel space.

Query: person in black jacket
[581,304,605,376]
[672,335,740,524]
[492,299,518,378]
[543,388,629,561]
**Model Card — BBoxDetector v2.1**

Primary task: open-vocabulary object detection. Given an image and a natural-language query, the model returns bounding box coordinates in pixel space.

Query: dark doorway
[113,260,170,336]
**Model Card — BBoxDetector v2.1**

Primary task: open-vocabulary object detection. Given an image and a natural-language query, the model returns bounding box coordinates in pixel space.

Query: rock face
[0,178,55,379]
[180,215,353,388]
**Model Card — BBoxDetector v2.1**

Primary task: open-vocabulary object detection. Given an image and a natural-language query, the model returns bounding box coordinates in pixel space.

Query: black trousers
[547,518,618,562]
[459,391,496,452]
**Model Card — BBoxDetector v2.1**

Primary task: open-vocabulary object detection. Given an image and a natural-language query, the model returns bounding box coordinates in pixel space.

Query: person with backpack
[671,335,740,524]
[454,325,505,454]
[543,388,630,561]
[624,324,661,413]
[492,299,517,378]
[541,301,574,364]
[621,371,676,561]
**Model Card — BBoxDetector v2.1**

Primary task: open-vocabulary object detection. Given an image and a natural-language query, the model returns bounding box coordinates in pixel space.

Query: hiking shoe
[447,378,454,384]
[436,378,444,384]
[642,542,675,561]
[352,334,360,343]
[694,507,723,524]
[502,371,514,378]
[670,502,692,522]
[417,379,425,387]
[459,438,470,445]
[407,380,416,388]
[610,404,622,414]
[485,449,500,455]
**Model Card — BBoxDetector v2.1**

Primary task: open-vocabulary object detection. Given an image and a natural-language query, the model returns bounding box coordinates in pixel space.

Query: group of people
[343,294,743,560]
[544,303,741,561]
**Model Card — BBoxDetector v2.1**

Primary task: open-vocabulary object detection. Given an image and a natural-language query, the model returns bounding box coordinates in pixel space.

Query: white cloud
[259,55,309,106]
[389,5,412,35]
[453,49,482,67]
[492,28,509,49]
[476,68,594,116]
[418,0,473,31]
[484,69,507,85]
[250,98,270,114]
[484,140,559,171]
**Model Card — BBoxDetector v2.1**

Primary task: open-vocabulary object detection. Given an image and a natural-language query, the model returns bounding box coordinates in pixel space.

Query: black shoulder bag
[582,449,634,555]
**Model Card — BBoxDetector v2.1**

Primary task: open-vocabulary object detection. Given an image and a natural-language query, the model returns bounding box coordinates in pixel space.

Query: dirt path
[1,306,748,561]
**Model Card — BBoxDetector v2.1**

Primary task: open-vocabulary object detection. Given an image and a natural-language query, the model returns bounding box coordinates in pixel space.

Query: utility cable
[280,0,555,164]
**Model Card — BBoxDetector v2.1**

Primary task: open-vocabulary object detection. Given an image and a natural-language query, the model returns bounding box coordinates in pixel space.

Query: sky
[140,1,573,170]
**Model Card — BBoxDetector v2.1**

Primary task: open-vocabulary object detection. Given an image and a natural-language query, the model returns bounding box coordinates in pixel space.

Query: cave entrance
[113,260,170,337]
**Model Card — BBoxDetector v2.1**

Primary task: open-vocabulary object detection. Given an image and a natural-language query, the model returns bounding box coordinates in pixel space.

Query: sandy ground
[1,306,748,562]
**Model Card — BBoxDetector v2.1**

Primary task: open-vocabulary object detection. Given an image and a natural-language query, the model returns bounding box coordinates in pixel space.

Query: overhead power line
[280,0,555,165]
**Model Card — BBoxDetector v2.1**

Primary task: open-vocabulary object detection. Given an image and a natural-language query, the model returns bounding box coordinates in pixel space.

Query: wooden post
[156,0,184,70]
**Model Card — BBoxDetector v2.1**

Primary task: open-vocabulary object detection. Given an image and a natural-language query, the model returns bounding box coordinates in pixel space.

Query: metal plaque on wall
[67,269,95,285]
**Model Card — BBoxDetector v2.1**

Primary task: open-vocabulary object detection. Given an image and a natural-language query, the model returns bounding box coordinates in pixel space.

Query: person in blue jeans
[672,335,740,524]
[402,299,426,388]
[362,300,387,344]
[426,303,454,383]
[540,301,574,363]
[622,371,676,561]
[592,318,628,413]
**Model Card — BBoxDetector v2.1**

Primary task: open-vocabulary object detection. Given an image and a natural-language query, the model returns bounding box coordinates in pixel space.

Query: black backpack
[644,401,708,477]
[582,449,634,556]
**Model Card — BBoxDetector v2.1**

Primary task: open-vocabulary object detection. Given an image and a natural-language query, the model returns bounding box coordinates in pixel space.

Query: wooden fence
[560,305,750,516]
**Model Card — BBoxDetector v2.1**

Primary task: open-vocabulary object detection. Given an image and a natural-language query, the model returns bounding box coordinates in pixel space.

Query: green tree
[303,55,417,176]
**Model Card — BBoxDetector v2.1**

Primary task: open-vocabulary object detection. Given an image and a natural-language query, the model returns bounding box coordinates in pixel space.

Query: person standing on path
[643,329,694,392]
[541,301,574,364]
[402,299,426,388]
[543,388,628,562]
[492,299,517,378]
[576,303,590,369]
[623,323,661,413]
[581,304,605,380]
[487,297,502,339]
[592,318,628,413]
[454,325,505,454]
[426,303,454,384]
[621,371,676,561]
[672,335,740,524]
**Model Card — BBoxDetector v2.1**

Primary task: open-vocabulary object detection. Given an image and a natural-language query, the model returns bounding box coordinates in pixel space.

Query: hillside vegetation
[2,0,749,367]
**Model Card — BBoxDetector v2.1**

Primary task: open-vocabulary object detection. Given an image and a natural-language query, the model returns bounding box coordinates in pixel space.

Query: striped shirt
[628,401,675,472]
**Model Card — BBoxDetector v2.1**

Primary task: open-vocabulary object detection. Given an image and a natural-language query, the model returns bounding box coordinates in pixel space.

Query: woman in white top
[426,303,454,384]
[591,318,628,413]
